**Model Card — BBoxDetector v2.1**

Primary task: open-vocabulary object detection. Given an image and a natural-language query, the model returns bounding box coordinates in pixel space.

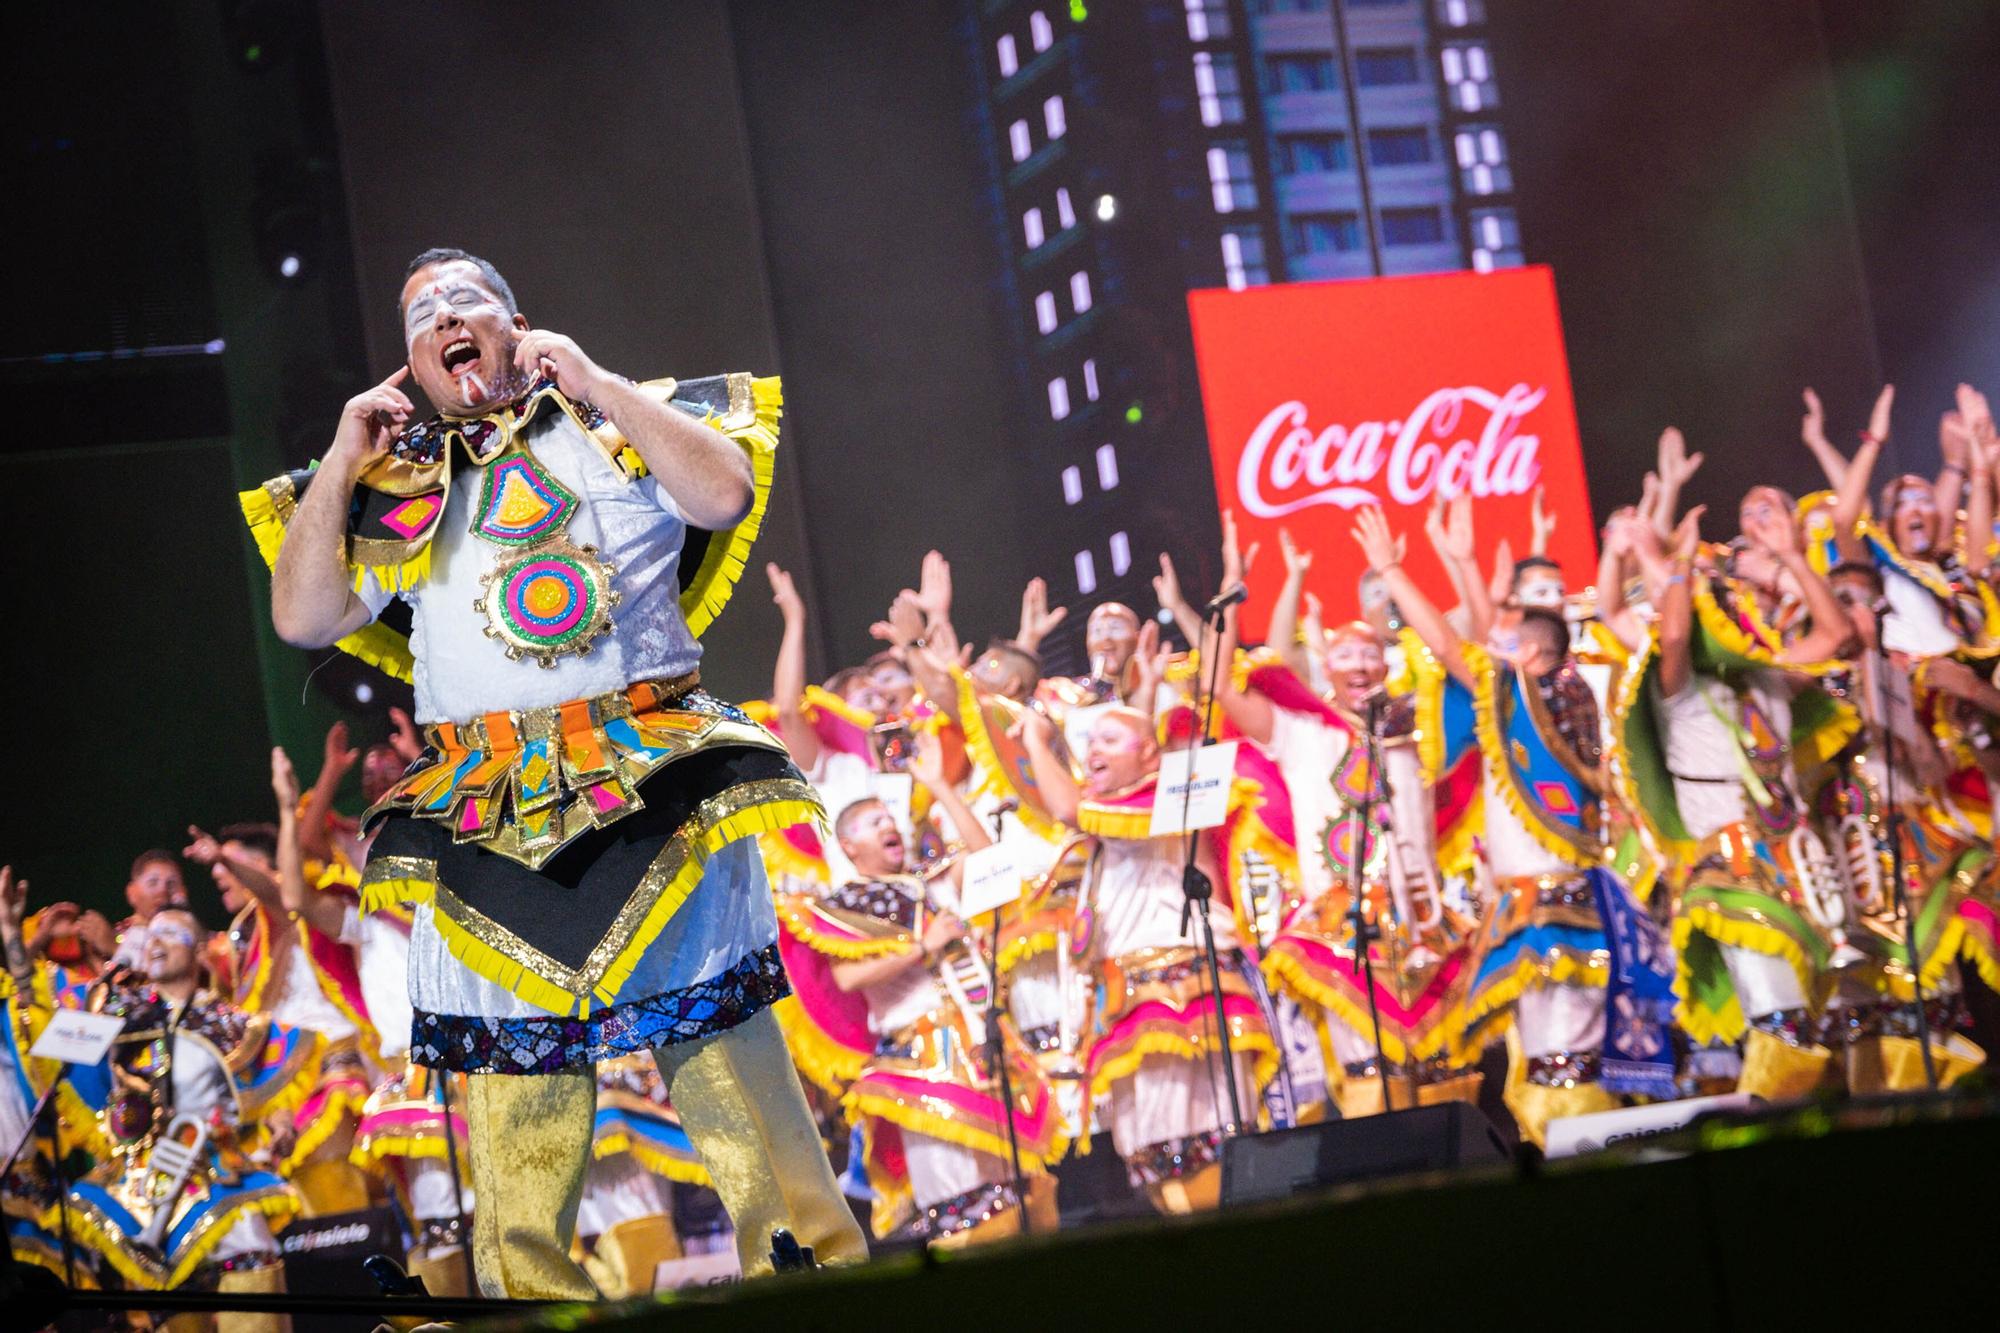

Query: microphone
[1204,583,1248,616]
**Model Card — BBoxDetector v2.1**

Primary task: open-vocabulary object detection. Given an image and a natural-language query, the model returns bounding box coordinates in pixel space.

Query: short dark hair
[130,849,179,881]
[982,639,1044,687]
[834,798,887,842]
[401,247,518,318]
[1512,555,1562,582]
[218,822,280,864]
[1518,606,1570,661]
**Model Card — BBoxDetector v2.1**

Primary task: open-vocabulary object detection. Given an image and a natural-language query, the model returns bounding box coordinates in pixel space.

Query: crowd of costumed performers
[753,379,2000,1243]
[8,372,2000,1312]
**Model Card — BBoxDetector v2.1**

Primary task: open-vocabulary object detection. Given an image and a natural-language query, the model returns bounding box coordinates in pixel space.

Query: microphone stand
[1344,690,1396,1114]
[983,805,1031,1231]
[1177,594,1246,1136]
[1869,632,1937,1089]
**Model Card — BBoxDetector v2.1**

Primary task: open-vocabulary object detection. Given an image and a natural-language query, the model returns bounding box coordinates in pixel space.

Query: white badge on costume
[1149,740,1239,837]
[957,842,1031,920]
[30,1009,125,1067]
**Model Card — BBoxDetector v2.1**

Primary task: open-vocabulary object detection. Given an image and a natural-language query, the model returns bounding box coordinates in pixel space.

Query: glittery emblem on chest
[465,442,620,667]
[472,450,578,546]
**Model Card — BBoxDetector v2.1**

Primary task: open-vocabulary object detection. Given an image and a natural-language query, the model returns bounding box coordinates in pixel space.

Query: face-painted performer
[243,248,862,1295]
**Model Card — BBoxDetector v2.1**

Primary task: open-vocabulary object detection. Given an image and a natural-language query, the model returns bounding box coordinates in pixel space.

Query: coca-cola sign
[1190,267,1595,636]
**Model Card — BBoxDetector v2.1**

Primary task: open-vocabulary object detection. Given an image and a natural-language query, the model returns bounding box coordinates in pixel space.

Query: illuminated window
[1062,466,1084,505]
[1206,141,1258,212]
[1380,206,1445,246]
[997,33,1019,78]
[1286,212,1361,256]
[1035,291,1059,334]
[1075,549,1098,595]
[1438,0,1485,24]
[1469,206,1521,270]
[1070,269,1093,313]
[1441,43,1499,111]
[1275,133,1350,173]
[1030,10,1053,51]
[1096,443,1119,490]
[1192,52,1245,126]
[1184,0,1231,40]
[1056,187,1077,228]
[1261,53,1337,95]
[1023,207,1046,248]
[1366,128,1431,167]
[1354,48,1420,87]
[1454,124,1511,194]
[1009,119,1033,163]
[1220,227,1270,288]
[1247,0,1329,11]
[1049,376,1071,420]
[1082,357,1100,401]
[1044,95,1067,139]
[1109,531,1132,577]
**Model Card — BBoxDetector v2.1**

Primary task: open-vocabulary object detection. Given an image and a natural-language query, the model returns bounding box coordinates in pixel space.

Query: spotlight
[354,682,375,705]
[1095,194,1117,222]
[278,254,302,279]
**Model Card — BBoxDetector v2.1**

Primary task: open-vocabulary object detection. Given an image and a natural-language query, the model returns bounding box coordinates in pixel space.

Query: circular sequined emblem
[477,539,620,667]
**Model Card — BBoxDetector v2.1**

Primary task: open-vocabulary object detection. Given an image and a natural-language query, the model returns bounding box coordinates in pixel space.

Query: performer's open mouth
[442,338,481,378]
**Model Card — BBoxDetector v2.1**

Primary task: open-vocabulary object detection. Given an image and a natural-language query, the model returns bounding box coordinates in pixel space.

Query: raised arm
[1829,387,1895,554]
[1266,529,1313,679]
[272,749,345,938]
[0,866,35,994]
[764,563,821,770]
[1743,505,1855,664]
[1212,603,1277,745]
[1152,554,1205,649]
[1956,386,1996,579]
[1441,494,1496,642]
[1018,708,1082,828]
[517,333,753,528]
[1651,428,1703,538]
[1421,496,1477,624]
[1353,507,1472,685]
[271,367,412,648]
[1013,578,1069,655]
[1642,509,1703,698]
[299,722,359,868]
[909,731,991,884]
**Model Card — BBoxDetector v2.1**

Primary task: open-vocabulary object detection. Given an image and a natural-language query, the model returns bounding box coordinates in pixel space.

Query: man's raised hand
[330,366,412,476]
[1350,506,1405,574]
[513,330,611,404]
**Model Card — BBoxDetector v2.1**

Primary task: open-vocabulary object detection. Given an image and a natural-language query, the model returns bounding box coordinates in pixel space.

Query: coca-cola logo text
[1237,384,1546,517]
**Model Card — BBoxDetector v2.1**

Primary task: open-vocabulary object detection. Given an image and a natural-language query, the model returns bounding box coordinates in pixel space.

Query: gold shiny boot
[214,1261,290,1333]
[655,1006,869,1277]
[288,1157,373,1217]
[1415,1069,1485,1109]
[1737,1028,1834,1103]
[1142,1161,1223,1215]
[1879,1032,1986,1090]
[406,1245,473,1299]
[464,1069,599,1300]
[586,1213,682,1299]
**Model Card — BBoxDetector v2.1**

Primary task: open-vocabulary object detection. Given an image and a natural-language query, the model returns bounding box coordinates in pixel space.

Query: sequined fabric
[410,943,789,1074]
[1124,1129,1225,1189]
[923,1181,1021,1238]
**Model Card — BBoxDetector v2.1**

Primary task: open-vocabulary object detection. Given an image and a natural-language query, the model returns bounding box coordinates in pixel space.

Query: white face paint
[1325,639,1385,675]
[1517,573,1566,609]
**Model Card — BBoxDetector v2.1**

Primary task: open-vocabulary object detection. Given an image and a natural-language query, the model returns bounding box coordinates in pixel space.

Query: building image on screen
[962,0,1525,666]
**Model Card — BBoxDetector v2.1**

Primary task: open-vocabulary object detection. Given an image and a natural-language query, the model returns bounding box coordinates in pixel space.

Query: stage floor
[537,1094,1999,1332]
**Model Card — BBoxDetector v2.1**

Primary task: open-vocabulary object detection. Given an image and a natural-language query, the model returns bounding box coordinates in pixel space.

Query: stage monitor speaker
[1219,1103,1511,1208]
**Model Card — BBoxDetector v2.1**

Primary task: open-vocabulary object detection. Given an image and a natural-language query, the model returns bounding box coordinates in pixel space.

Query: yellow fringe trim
[680,377,782,641]
[365,795,824,1016]
[996,928,1063,975]
[802,683,880,732]
[238,480,419,682]
[842,1090,1066,1174]
[243,1030,330,1130]
[349,1130,467,1170]
[1670,907,1814,1046]
[1088,1027,1280,1105]
[1452,950,1610,1058]
[592,1131,715,1188]
[955,668,1067,842]
[1603,632,1698,871]
[1262,949,1429,1066]
[1877,911,1969,1004]
[1076,797,1155,841]
[1961,917,2000,993]
[1693,573,1841,677]
[1464,642,1600,867]
[771,994,869,1096]
[776,897,916,961]
[50,1187,299,1291]
[1403,630,1448,783]
[282,1081,369,1174]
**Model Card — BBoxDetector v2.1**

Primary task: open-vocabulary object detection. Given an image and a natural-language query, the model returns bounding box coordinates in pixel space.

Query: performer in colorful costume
[31,908,319,1323]
[243,250,861,1295]
[781,731,1064,1245]
[1351,508,1671,1146]
[1017,704,1275,1212]
[1214,617,1479,1118]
